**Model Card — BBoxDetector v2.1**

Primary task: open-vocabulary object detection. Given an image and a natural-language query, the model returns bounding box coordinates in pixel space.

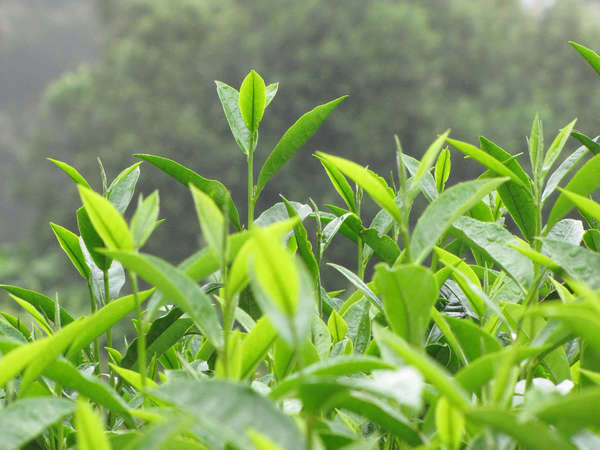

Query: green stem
[86,279,100,371]
[247,134,256,228]
[103,270,112,349]
[130,272,147,391]
[357,238,365,280]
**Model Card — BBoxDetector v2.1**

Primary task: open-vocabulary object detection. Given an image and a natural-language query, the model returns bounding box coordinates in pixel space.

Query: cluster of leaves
[2,41,600,449]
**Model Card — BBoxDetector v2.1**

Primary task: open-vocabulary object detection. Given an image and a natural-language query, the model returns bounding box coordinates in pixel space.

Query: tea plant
[1,41,600,450]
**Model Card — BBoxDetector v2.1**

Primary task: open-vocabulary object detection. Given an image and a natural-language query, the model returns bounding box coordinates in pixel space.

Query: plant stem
[357,237,365,280]
[247,134,256,228]
[130,272,147,391]
[103,269,112,349]
[86,279,100,371]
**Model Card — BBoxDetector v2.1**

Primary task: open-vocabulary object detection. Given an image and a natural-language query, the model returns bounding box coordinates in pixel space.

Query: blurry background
[1,0,600,313]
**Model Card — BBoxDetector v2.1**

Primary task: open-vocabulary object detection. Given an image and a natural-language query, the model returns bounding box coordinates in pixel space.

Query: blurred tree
[25,0,600,271]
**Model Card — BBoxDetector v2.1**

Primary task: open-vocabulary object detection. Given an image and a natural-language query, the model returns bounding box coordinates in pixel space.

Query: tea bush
[1,41,600,449]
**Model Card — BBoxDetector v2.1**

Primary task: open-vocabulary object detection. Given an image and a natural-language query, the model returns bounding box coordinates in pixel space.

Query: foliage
[2,39,600,449]
[24,0,600,267]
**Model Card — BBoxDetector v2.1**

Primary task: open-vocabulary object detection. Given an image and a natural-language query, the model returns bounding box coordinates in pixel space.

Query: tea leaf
[134,154,241,230]
[66,289,154,359]
[0,397,74,450]
[374,264,438,346]
[529,114,544,177]
[47,157,91,188]
[374,326,471,411]
[534,388,600,431]
[215,80,251,154]
[480,137,536,240]
[44,357,130,418]
[153,379,305,450]
[130,191,160,249]
[0,285,74,325]
[541,144,588,202]
[410,178,507,264]
[465,408,575,450]
[546,153,600,231]
[446,138,527,188]
[50,222,90,279]
[77,207,112,271]
[239,69,266,133]
[557,189,600,223]
[78,186,133,251]
[106,162,141,214]
[191,185,225,259]
[328,309,348,343]
[541,238,600,290]
[265,82,279,107]
[316,152,403,224]
[240,316,277,379]
[435,147,451,193]
[103,250,222,348]
[75,400,112,450]
[571,130,600,155]
[282,197,319,285]
[255,96,347,198]
[452,216,534,290]
[541,118,577,178]
[327,262,383,311]
[570,41,600,76]
[410,131,450,199]
[436,397,464,450]
[316,154,356,212]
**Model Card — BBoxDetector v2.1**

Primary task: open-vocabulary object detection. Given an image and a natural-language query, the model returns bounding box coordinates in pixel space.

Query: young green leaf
[569,41,600,76]
[255,96,347,198]
[66,289,154,359]
[479,137,536,241]
[134,153,241,230]
[0,398,74,450]
[327,262,383,311]
[239,69,267,133]
[546,153,600,231]
[240,316,277,379]
[328,309,348,344]
[434,147,451,193]
[191,184,225,258]
[541,118,577,178]
[541,238,600,290]
[78,186,133,251]
[410,178,507,264]
[265,82,279,107]
[215,80,252,154]
[374,263,438,346]
[541,144,588,202]
[436,397,464,450]
[452,216,534,290]
[447,138,527,188]
[557,188,600,223]
[50,222,90,279]
[75,400,112,450]
[410,130,450,199]
[0,285,74,325]
[106,162,142,214]
[130,191,160,249]
[77,207,112,271]
[282,197,319,285]
[316,152,403,224]
[316,154,356,212]
[102,250,223,348]
[529,113,544,177]
[47,157,91,188]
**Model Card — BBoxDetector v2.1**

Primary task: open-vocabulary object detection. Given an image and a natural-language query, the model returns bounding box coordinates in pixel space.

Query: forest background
[1,0,600,313]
